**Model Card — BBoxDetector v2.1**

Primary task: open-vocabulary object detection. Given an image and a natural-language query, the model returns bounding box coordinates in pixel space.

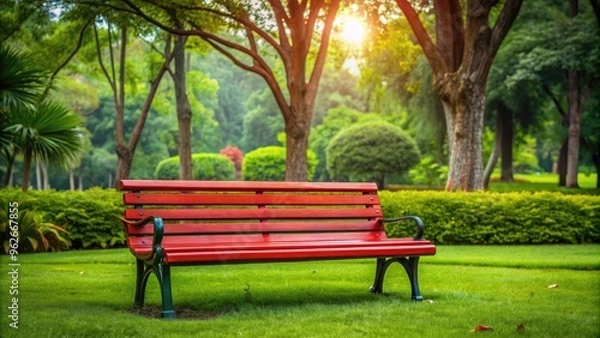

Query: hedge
[243,146,318,181]
[380,191,600,244]
[1,188,124,250]
[1,189,598,251]
[155,153,235,180]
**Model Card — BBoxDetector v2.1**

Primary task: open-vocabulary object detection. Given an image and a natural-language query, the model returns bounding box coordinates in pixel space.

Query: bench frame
[120,180,436,319]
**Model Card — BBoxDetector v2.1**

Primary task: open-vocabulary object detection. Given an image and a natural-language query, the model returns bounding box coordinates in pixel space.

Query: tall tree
[118,0,342,181]
[395,0,523,191]
[506,0,599,186]
[566,0,581,188]
[92,16,173,185]
[484,24,545,187]
[171,26,193,180]
[564,0,597,188]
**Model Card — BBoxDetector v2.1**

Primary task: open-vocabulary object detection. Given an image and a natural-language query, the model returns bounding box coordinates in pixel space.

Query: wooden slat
[128,240,436,263]
[120,179,378,193]
[164,243,437,264]
[126,221,383,235]
[123,193,380,206]
[160,238,427,252]
[127,232,389,248]
[124,207,382,221]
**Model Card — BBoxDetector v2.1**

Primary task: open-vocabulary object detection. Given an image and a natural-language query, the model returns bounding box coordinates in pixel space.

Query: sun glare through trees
[335,15,367,75]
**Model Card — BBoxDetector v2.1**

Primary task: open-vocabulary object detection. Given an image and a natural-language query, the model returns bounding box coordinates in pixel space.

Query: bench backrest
[120,180,385,243]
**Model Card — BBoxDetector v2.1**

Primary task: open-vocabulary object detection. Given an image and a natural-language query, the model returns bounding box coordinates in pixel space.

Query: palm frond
[6,101,84,168]
[0,46,47,110]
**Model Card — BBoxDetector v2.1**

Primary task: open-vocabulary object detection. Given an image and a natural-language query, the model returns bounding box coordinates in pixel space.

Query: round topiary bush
[242,146,318,181]
[326,121,420,188]
[154,157,180,179]
[155,153,235,180]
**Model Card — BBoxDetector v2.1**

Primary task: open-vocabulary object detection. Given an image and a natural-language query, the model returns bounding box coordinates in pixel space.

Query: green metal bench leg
[369,258,387,294]
[398,257,423,301]
[133,259,151,308]
[156,262,176,319]
[369,257,424,301]
[132,259,176,319]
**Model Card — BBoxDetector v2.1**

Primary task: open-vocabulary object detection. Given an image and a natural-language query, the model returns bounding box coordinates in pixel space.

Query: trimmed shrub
[327,121,420,188]
[0,188,123,249]
[220,145,244,178]
[0,193,70,253]
[155,153,235,180]
[191,154,235,180]
[243,146,318,181]
[380,191,600,244]
[154,157,179,179]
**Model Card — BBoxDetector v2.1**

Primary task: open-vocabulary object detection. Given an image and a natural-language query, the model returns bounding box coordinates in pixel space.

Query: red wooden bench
[119,179,436,319]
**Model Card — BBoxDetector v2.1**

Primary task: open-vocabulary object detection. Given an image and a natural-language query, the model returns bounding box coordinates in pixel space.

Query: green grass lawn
[489,172,599,193]
[1,246,599,337]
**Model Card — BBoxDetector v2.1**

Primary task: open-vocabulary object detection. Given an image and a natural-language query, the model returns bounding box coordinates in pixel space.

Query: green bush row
[242,146,318,181]
[380,191,600,244]
[1,188,124,250]
[155,153,235,180]
[1,189,598,251]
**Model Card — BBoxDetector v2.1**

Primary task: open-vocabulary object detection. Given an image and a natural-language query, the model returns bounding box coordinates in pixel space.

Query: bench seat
[120,179,436,319]
[130,238,436,264]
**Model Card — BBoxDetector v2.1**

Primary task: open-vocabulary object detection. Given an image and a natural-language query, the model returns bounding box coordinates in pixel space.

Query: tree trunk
[3,157,14,187]
[565,69,581,188]
[115,144,133,185]
[78,165,84,191]
[483,111,502,189]
[36,161,42,190]
[439,76,486,191]
[173,33,193,180]
[8,169,13,187]
[566,0,581,188]
[498,103,514,182]
[483,141,499,190]
[113,27,129,185]
[42,164,49,190]
[21,147,33,192]
[69,166,75,191]
[593,154,600,188]
[285,119,310,181]
[558,139,568,186]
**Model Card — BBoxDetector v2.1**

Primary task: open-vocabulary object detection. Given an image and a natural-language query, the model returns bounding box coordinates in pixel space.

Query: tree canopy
[1,0,598,190]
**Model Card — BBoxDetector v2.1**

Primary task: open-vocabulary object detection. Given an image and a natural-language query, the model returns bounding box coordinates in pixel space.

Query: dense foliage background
[0,0,598,190]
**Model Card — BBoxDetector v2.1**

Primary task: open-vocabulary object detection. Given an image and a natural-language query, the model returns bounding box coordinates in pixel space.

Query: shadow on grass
[122,289,401,320]
[126,306,222,320]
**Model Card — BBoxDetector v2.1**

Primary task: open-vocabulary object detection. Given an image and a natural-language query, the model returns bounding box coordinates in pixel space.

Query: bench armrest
[381,216,425,240]
[118,216,164,261]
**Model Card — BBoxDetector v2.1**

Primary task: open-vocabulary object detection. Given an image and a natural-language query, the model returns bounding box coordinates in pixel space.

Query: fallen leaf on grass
[517,323,526,332]
[547,284,559,289]
[470,324,494,333]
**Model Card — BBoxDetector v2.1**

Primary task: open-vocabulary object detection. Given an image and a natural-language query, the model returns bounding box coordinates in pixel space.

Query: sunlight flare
[339,16,367,46]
